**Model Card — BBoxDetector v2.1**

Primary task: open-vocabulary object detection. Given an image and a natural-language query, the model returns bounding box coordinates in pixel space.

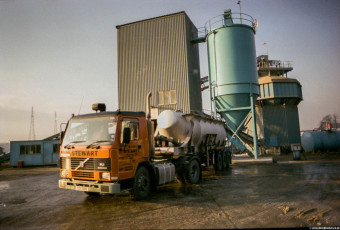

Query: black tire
[214,151,223,171]
[176,170,186,184]
[132,166,151,200]
[222,151,228,169]
[227,150,232,165]
[184,159,201,184]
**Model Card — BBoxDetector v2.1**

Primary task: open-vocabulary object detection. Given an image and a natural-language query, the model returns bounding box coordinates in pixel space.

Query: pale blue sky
[1,0,339,142]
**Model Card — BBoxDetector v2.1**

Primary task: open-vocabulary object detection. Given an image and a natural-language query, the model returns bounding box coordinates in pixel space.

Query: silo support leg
[250,94,258,159]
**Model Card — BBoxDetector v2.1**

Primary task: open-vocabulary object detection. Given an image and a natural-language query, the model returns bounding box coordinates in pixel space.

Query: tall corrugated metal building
[116,12,202,114]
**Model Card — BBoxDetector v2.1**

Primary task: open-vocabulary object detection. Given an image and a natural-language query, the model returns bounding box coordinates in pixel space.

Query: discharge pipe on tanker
[146,92,155,159]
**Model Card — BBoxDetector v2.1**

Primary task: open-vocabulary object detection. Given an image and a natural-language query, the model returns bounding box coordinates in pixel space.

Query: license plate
[76,186,89,191]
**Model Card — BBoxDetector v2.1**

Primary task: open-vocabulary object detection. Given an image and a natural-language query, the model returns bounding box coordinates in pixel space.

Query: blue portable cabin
[10,134,60,167]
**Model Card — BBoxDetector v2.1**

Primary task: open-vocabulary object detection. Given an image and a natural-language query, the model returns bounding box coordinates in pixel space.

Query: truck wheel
[228,150,232,165]
[222,151,228,169]
[176,170,186,184]
[184,159,201,184]
[214,151,223,171]
[132,166,151,200]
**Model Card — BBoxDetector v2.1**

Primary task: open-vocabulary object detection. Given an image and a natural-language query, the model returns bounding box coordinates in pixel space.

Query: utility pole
[54,112,58,134]
[28,107,36,140]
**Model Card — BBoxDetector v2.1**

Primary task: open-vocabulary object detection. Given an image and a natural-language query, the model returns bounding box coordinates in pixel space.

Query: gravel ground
[0,153,339,229]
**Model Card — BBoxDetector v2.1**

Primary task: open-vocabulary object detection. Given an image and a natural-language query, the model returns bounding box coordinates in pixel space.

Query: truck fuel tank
[154,163,175,185]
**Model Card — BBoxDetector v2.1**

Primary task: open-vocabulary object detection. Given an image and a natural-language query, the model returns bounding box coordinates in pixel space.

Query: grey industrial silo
[116,12,202,114]
[246,55,303,154]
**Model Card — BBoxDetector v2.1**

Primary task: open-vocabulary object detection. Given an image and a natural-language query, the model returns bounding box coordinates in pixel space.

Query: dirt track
[0,154,340,229]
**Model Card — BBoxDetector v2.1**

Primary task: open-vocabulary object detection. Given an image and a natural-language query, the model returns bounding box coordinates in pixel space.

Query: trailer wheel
[184,159,201,184]
[214,151,223,171]
[132,166,151,200]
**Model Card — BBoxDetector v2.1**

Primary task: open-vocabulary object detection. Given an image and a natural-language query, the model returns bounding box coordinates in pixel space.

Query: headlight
[61,169,69,177]
[101,172,110,180]
[65,158,71,170]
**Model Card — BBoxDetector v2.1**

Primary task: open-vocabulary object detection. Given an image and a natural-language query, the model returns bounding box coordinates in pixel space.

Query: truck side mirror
[123,127,131,144]
[60,131,65,142]
[59,123,67,143]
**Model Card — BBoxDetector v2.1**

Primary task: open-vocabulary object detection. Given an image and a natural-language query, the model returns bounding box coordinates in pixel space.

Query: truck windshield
[62,116,117,147]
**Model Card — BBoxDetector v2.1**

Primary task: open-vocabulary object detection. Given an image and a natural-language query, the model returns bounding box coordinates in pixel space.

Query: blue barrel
[206,10,259,133]
[301,130,340,152]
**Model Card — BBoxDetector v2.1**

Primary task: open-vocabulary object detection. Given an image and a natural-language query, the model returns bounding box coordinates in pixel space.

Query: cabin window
[53,144,60,153]
[20,144,41,154]
[120,118,139,143]
[20,145,25,154]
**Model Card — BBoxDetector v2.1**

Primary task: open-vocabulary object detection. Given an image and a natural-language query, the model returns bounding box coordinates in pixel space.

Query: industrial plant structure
[116,9,304,157]
[116,12,202,114]
[117,10,265,158]
[9,8,306,172]
[245,55,303,153]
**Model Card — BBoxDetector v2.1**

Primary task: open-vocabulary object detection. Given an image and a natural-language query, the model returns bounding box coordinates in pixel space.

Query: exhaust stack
[146,92,154,159]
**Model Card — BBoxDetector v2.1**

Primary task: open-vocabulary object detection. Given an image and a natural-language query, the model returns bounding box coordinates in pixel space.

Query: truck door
[118,118,141,180]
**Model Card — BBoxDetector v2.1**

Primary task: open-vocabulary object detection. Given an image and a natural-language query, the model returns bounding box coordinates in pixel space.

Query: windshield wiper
[64,141,85,149]
[86,140,111,149]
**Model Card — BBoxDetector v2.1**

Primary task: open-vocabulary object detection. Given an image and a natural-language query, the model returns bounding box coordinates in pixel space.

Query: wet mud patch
[297,208,317,218]
[8,198,26,205]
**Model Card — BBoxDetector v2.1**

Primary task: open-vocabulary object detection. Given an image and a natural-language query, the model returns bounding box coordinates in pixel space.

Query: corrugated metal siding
[185,14,202,112]
[245,104,301,147]
[259,82,302,99]
[286,105,301,144]
[263,106,289,146]
[260,105,301,147]
[117,12,201,114]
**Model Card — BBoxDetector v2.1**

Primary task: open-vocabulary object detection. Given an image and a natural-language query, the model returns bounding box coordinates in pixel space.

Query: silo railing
[192,12,257,41]
[257,60,293,69]
[205,12,257,32]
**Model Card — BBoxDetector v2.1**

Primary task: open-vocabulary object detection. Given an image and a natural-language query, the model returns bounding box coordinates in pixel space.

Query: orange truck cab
[58,107,159,199]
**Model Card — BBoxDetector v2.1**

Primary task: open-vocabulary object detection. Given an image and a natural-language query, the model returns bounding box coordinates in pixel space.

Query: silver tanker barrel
[157,110,191,144]
[157,110,226,148]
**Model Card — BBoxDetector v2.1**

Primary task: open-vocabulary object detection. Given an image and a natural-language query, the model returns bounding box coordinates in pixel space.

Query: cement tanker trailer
[59,95,231,200]
[156,110,230,173]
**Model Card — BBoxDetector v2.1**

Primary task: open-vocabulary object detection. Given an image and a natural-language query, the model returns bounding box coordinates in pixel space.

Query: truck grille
[72,171,94,179]
[60,157,111,171]
[71,158,95,170]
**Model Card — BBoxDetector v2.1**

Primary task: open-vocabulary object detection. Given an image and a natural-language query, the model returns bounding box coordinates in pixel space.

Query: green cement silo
[207,10,259,134]
[206,9,259,157]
